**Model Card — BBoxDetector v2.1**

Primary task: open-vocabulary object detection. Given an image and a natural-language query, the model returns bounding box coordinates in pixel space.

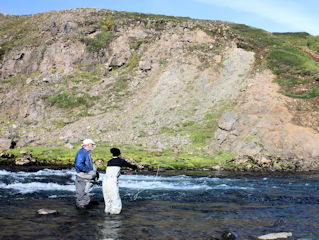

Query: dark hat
[110,148,121,156]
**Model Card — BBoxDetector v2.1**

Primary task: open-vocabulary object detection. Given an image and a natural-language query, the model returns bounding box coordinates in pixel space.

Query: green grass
[127,53,141,71]
[266,45,319,75]
[279,85,319,98]
[230,24,319,98]
[186,103,233,147]
[48,91,90,108]
[71,68,101,83]
[307,36,319,53]
[4,143,237,170]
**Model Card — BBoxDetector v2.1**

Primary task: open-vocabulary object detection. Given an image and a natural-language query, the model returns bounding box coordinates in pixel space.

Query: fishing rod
[132,165,160,201]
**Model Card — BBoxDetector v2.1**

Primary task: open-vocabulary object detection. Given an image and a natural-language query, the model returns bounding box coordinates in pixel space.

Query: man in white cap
[74,139,99,209]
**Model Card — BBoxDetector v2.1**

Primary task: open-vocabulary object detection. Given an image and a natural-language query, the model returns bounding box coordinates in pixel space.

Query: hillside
[0,8,319,171]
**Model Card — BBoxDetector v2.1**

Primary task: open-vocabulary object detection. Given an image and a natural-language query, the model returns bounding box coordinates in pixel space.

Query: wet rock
[257,232,292,240]
[221,230,239,240]
[37,208,58,215]
[0,138,15,150]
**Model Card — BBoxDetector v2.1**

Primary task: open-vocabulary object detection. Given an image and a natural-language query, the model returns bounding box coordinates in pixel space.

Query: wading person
[74,139,99,209]
[102,148,138,214]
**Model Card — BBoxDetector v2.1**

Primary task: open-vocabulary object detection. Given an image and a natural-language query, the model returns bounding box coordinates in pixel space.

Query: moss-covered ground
[2,143,235,171]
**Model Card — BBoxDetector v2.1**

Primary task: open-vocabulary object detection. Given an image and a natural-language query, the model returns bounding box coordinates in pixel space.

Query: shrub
[85,31,114,52]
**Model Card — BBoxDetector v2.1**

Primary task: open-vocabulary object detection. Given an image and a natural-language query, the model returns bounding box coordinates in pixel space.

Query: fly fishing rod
[132,165,160,201]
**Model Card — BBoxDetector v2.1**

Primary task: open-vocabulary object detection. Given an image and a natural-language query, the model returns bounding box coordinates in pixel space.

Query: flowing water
[1,168,319,240]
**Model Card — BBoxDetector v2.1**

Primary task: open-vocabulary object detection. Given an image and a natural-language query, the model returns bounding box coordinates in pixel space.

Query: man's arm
[122,159,138,170]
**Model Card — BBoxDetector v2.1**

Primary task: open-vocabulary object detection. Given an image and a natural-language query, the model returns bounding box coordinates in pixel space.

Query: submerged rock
[221,230,239,240]
[37,208,58,215]
[257,232,292,240]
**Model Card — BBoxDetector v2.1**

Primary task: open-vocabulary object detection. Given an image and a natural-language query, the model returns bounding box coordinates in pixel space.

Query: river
[1,168,319,239]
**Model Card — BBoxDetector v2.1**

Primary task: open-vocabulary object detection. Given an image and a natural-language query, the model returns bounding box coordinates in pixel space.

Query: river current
[1,168,319,239]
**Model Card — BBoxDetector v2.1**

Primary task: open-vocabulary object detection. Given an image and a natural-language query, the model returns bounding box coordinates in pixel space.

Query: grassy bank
[2,143,235,170]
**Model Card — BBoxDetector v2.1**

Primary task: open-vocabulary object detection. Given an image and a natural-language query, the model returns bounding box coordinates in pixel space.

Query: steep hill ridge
[0,8,319,171]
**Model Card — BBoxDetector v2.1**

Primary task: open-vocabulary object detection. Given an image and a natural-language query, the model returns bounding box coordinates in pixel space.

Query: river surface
[1,168,319,240]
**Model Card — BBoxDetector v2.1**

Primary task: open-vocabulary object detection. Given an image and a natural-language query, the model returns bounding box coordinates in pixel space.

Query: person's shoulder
[78,148,88,155]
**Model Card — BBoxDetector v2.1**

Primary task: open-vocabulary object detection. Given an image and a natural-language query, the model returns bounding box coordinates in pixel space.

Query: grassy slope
[230,24,319,98]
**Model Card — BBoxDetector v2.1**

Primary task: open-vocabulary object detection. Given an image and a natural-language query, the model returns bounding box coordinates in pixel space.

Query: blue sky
[1,0,319,35]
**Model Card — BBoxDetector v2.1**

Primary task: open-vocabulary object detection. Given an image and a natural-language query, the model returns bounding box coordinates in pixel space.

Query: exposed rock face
[0,8,318,170]
[211,70,319,170]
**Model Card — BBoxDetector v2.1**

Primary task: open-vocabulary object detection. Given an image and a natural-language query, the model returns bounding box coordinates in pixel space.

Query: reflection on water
[100,215,122,240]
[1,169,319,239]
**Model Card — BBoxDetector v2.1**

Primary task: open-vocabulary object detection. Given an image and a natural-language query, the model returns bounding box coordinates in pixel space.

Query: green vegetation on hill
[230,24,319,98]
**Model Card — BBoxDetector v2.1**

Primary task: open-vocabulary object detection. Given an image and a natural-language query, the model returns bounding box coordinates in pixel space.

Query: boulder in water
[257,232,292,239]
[37,208,58,215]
[221,230,239,240]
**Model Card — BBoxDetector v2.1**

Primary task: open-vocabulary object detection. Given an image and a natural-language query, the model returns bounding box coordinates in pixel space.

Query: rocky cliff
[0,8,319,170]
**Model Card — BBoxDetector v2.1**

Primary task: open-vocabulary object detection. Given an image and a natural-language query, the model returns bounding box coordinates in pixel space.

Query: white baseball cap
[82,139,95,146]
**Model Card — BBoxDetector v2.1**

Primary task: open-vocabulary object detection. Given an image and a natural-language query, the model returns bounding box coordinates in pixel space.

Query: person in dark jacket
[74,139,98,209]
[102,148,137,214]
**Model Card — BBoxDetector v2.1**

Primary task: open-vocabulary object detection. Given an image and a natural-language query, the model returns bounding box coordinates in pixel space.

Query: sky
[1,0,319,36]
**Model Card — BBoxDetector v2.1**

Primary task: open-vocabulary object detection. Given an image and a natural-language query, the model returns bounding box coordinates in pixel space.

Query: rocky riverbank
[1,143,318,172]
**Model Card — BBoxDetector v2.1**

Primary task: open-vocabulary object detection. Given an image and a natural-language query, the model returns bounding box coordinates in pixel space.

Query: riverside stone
[15,157,31,166]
